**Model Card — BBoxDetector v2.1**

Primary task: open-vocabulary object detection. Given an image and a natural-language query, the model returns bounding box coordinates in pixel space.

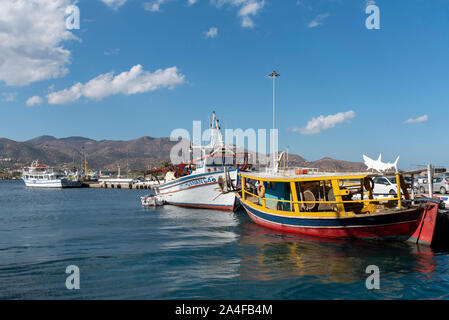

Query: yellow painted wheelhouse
[238,169,432,240]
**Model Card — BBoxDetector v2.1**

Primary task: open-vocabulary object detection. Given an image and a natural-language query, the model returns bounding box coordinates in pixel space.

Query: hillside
[0,135,367,172]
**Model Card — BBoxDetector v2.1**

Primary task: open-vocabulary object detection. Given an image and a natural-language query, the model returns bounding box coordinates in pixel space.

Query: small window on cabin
[267,181,276,190]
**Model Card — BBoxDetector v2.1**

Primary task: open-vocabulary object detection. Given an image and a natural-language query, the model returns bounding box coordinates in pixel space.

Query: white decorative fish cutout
[363,154,400,173]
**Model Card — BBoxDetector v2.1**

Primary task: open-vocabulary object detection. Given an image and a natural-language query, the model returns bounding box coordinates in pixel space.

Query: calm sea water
[1,180,449,300]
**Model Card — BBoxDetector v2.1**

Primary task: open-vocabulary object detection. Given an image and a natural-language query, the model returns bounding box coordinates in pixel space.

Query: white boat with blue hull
[153,112,240,211]
[22,161,82,188]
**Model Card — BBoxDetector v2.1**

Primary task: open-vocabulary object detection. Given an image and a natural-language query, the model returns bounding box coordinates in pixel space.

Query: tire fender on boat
[364,177,374,192]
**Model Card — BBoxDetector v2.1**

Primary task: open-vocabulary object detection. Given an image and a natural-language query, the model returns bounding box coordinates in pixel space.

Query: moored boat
[141,194,165,207]
[152,112,243,211]
[22,161,82,188]
[238,169,443,244]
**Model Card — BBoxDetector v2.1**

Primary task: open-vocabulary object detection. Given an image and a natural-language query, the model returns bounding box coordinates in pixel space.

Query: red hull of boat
[241,201,440,244]
[245,209,419,240]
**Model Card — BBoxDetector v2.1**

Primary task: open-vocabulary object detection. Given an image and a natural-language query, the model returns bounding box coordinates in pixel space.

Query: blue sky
[0,0,448,169]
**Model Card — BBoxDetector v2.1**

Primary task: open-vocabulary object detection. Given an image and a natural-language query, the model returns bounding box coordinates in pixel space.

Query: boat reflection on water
[235,214,439,285]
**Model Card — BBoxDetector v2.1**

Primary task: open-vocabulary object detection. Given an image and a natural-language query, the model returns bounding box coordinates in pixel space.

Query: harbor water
[1,180,449,299]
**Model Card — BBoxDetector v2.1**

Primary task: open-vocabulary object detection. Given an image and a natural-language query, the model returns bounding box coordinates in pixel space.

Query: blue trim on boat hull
[157,168,238,188]
[241,201,421,228]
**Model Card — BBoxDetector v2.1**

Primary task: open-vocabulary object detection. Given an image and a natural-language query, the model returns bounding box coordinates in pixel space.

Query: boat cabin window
[195,160,204,169]
[263,181,292,212]
[293,180,335,212]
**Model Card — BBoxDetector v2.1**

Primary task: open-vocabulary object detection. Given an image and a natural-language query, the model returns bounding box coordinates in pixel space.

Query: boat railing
[23,168,55,174]
[264,167,320,176]
[241,188,402,213]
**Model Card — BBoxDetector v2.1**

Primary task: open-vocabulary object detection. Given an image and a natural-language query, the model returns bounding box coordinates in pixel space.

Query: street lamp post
[268,70,280,169]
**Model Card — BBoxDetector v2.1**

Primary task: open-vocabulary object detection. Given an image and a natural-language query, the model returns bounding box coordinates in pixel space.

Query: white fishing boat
[152,112,241,211]
[22,161,82,188]
[141,194,165,207]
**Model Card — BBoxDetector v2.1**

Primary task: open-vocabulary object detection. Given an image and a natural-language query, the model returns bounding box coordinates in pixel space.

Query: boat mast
[268,70,280,169]
[210,111,224,148]
[84,152,88,178]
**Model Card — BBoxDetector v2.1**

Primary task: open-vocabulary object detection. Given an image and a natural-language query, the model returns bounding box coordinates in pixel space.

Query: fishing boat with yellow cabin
[238,164,442,244]
[236,69,448,245]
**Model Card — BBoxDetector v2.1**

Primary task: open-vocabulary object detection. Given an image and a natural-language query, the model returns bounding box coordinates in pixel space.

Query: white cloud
[404,115,428,124]
[101,0,127,10]
[212,0,265,28]
[204,27,218,38]
[296,0,312,10]
[26,96,43,107]
[142,0,263,27]
[307,13,330,28]
[2,92,18,102]
[47,64,185,104]
[294,110,356,135]
[0,0,78,86]
[241,16,255,28]
[144,0,167,12]
[238,1,265,28]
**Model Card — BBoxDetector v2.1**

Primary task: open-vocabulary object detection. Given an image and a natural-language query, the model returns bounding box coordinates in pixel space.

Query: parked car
[417,176,428,184]
[417,177,449,194]
[439,172,449,179]
[372,176,398,196]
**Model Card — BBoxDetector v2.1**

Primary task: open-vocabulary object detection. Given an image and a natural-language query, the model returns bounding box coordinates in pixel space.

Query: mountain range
[0,135,367,172]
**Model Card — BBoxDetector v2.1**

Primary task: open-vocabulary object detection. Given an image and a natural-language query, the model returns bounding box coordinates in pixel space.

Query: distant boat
[152,112,245,211]
[22,161,82,188]
[98,165,134,185]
